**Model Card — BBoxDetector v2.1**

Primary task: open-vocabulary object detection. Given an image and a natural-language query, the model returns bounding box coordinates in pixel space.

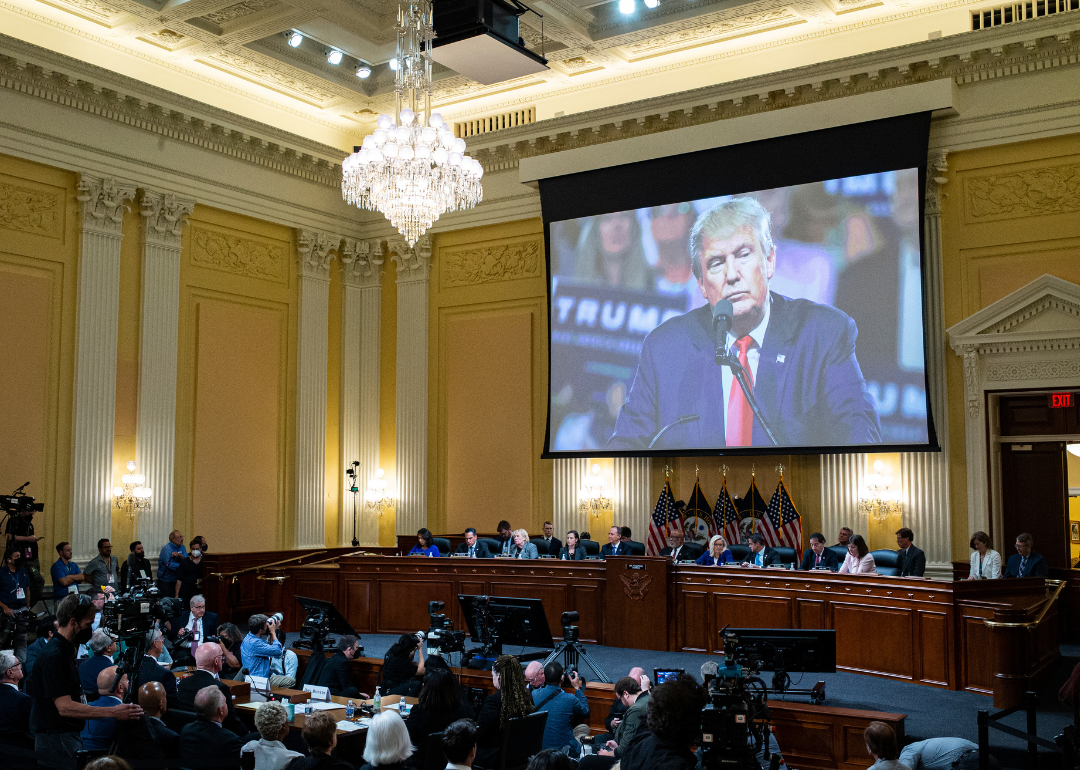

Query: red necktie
[726,336,756,447]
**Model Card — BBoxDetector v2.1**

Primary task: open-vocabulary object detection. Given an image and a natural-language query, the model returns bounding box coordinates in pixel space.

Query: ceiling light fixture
[388,57,399,71]
[643,0,659,7]
[287,31,303,47]
[619,0,635,12]
[356,64,372,78]
[340,0,483,245]
[327,49,343,65]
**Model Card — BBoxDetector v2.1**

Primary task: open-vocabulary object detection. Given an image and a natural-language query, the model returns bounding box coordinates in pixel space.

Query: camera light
[287,31,303,48]
[327,49,343,65]
[356,65,371,78]
[619,0,634,12]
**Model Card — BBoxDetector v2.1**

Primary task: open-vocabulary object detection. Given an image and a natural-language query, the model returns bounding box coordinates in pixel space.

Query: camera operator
[619,673,706,770]
[4,505,45,609]
[531,661,589,757]
[216,623,244,680]
[28,593,143,770]
[122,541,152,591]
[310,635,367,699]
[241,613,289,687]
[0,546,31,661]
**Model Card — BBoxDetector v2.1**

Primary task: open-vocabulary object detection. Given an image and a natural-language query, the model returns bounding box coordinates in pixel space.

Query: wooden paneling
[769,701,905,770]
[568,584,602,643]
[834,604,912,678]
[916,611,950,686]
[344,579,372,632]
[679,591,709,652]
[378,579,455,633]
[798,599,827,629]
[715,593,792,630]
[603,557,668,651]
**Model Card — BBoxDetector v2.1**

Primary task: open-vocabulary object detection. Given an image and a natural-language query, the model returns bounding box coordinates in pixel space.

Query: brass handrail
[983,579,1066,629]
[211,551,327,581]
[291,550,370,567]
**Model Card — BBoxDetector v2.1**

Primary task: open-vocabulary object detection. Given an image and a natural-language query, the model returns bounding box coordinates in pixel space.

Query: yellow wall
[941,133,1080,559]
[378,249,398,546]
[1069,450,1080,565]
[111,206,142,552]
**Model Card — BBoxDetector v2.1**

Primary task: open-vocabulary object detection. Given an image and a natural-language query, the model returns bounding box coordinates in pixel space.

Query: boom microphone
[713,299,733,365]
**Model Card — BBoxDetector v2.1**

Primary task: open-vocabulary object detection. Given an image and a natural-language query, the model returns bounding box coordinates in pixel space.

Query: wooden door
[999,442,1068,569]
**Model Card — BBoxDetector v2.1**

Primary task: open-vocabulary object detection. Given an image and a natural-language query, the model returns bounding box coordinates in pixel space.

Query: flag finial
[663,464,671,480]
[775,463,785,478]
[721,463,728,479]
[695,465,700,479]
[752,464,756,477]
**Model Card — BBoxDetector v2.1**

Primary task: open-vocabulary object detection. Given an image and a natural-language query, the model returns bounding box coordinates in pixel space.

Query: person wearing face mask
[0,547,31,662]
[176,538,206,605]
[28,592,143,769]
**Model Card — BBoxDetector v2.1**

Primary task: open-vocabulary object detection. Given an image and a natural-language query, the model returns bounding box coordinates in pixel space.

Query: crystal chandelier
[341,0,483,245]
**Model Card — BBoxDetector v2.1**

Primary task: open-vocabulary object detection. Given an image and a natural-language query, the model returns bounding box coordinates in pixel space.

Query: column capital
[341,238,385,288]
[298,230,339,280]
[76,174,136,236]
[391,236,431,284]
[925,151,949,216]
[140,190,195,249]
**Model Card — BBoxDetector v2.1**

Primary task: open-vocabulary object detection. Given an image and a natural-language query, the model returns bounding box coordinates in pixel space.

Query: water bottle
[373,687,381,711]
[398,697,407,715]
[346,699,355,719]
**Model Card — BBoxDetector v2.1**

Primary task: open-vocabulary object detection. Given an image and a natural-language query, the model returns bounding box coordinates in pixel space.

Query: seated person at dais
[659,532,689,562]
[800,532,839,571]
[405,668,476,768]
[380,633,426,697]
[838,534,877,575]
[475,654,534,768]
[510,529,540,560]
[741,533,777,568]
[558,530,588,561]
[601,526,630,558]
[455,528,491,559]
[967,531,1001,580]
[535,521,562,557]
[1003,532,1048,578]
[696,535,733,566]
[408,528,440,557]
[242,701,303,770]
[895,528,926,578]
[495,521,514,557]
[359,710,414,770]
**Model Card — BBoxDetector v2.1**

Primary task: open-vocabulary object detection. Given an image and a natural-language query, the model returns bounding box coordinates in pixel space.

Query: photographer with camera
[4,503,45,609]
[531,661,590,757]
[29,593,143,769]
[241,613,290,687]
[380,632,427,696]
[620,673,705,770]
[167,594,219,664]
[1,546,32,661]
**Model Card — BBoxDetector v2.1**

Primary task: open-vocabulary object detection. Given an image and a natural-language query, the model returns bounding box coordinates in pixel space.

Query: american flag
[647,480,682,555]
[759,477,803,550]
[715,479,741,546]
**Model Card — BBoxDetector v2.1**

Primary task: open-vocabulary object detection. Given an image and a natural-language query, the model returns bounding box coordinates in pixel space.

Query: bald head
[524,661,545,688]
[97,666,126,698]
[195,642,224,673]
[139,681,168,717]
[628,667,645,681]
[194,685,227,722]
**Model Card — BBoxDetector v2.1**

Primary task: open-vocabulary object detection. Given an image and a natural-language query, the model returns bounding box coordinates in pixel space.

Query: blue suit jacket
[532,684,590,757]
[800,548,840,571]
[1004,552,1049,578]
[80,652,116,696]
[609,294,881,449]
[82,695,121,750]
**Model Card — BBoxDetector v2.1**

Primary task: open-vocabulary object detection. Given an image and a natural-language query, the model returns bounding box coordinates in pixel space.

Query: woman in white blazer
[838,534,877,574]
[968,530,1001,579]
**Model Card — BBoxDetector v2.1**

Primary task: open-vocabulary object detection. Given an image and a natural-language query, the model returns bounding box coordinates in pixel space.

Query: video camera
[425,600,465,658]
[700,629,772,770]
[1,483,44,514]
[0,607,36,649]
[101,578,184,640]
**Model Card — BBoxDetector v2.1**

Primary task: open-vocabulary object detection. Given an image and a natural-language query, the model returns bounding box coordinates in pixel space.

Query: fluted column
[295,231,336,549]
[552,458,590,540]
[340,239,383,546]
[393,237,431,536]
[613,458,652,544]
[135,190,194,555]
[70,175,136,562]
[820,454,864,543]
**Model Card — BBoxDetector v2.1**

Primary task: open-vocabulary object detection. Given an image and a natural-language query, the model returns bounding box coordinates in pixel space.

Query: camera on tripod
[700,629,771,770]
[424,601,465,658]
[101,578,184,639]
[0,483,44,514]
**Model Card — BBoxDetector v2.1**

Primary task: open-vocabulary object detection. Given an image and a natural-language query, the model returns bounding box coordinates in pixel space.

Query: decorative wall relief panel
[0,179,63,238]
[965,161,1080,221]
[190,225,287,282]
[440,236,542,289]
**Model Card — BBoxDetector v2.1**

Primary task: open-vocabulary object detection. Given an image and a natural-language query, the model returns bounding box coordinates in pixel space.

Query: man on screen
[608,196,881,449]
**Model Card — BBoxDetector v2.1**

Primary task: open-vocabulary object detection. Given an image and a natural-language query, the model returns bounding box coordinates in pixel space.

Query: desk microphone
[712,299,733,365]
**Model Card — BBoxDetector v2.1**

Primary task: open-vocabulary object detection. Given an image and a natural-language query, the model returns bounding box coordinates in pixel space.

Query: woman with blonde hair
[968,531,1001,580]
[511,529,539,560]
[695,535,733,566]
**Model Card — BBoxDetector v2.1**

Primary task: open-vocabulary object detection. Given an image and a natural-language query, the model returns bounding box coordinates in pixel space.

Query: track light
[286,31,303,47]
[356,65,371,78]
[327,49,343,65]
[388,57,399,71]
[619,0,635,12]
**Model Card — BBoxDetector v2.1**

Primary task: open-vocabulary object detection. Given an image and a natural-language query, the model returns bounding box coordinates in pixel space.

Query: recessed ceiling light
[388,58,399,71]
[356,65,371,78]
[643,0,659,7]
[287,31,303,47]
[619,0,635,13]
[327,49,343,65]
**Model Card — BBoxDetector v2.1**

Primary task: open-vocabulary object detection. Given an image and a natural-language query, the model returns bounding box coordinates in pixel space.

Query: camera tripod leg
[542,640,610,683]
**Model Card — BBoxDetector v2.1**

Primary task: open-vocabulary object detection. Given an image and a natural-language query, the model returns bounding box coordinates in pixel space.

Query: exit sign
[1049,392,1074,408]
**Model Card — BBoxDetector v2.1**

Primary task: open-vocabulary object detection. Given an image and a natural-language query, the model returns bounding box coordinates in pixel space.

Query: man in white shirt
[442,718,478,770]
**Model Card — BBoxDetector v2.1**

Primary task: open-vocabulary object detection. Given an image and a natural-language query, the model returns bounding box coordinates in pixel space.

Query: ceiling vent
[454,107,536,138]
[971,0,1078,29]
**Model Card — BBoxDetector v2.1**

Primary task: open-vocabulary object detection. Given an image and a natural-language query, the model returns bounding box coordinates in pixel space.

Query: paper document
[336,719,367,732]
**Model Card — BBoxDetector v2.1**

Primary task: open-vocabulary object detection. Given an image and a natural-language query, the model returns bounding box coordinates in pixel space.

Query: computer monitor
[725,628,836,673]
[457,594,555,649]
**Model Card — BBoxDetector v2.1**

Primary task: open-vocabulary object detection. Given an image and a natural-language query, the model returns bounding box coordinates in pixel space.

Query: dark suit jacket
[601,542,630,557]
[557,546,587,561]
[177,670,247,736]
[171,611,220,641]
[1004,552,1049,578]
[454,541,492,558]
[475,689,503,768]
[897,546,927,577]
[116,715,181,768]
[178,718,244,769]
[80,652,116,696]
[660,544,703,562]
[312,650,355,696]
[139,655,178,708]
[534,537,562,556]
[799,548,839,571]
[609,294,881,449]
[744,546,778,567]
[0,683,33,741]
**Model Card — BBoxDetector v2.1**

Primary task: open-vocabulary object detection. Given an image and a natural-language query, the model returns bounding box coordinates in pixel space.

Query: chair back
[422,731,447,770]
[163,707,199,733]
[772,547,798,567]
[580,539,600,556]
[627,541,646,556]
[827,545,848,563]
[479,538,502,555]
[728,544,750,562]
[680,542,705,562]
[432,538,451,557]
[872,549,900,576]
[499,711,549,770]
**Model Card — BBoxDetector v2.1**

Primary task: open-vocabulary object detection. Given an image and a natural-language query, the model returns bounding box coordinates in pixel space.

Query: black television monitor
[457,594,555,649]
[725,628,835,673]
[294,595,360,637]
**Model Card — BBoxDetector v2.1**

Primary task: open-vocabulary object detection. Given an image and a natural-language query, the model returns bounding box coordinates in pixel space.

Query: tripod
[542,625,610,683]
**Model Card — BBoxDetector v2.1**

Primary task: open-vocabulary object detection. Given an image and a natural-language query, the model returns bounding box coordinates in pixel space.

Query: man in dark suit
[741,533,777,568]
[609,196,881,450]
[177,643,248,736]
[82,666,128,750]
[455,528,492,558]
[178,685,243,769]
[660,532,688,562]
[895,528,927,577]
[619,527,642,555]
[116,681,180,766]
[535,521,563,556]
[167,595,219,664]
[1004,532,1049,578]
[0,649,34,762]
[601,526,629,557]
[310,634,365,698]
[800,533,840,571]
[139,629,178,708]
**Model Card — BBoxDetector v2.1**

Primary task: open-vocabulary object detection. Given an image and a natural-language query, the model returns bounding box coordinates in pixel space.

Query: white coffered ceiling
[1,0,979,150]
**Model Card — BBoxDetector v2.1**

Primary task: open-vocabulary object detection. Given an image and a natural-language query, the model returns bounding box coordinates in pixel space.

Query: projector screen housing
[432,0,548,85]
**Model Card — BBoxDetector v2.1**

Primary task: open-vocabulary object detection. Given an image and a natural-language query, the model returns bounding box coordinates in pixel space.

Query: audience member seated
[1004,533,1048,578]
[895,528,926,577]
[380,633,426,696]
[242,701,303,770]
[175,539,206,605]
[696,535,733,566]
[531,661,589,757]
[82,666,128,750]
[84,758,134,770]
[901,737,985,770]
[832,528,853,548]
[26,618,57,677]
[269,646,298,688]
[80,629,119,698]
[168,594,219,662]
[455,529,491,559]
[475,654,534,768]
[510,529,539,560]
[84,538,120,595]
[409,528,440,557]
[310,635,367,699]
[30,593,143,769]
[77,590,107,659]
[178,685,244,769]
[442,718,478,770]
[0,650,33,756]
[581,675,650,770]
[139,628,179,708]
[864,721,910,770]
[360,710,414,770]
[217,623,245,679]
[968,531,1001,580]
[129,681,179,759]
[0,547,31,661]
[523,661,546,691]
[524,750,571,770]
[839,534,877,575]
[242,614,291,688]
[800,533,840,571]
[51,541,87,601]
[601,526,630,558]
[558,530,587,561]
[179,643,249,736]
[741,534,777,568]
[619,673,705,770]
[534,521,562,557]
[123,541,153,590]
[406,668,477,768]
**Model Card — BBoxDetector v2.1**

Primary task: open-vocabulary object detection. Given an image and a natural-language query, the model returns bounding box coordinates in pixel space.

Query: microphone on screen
[713,299,734,365]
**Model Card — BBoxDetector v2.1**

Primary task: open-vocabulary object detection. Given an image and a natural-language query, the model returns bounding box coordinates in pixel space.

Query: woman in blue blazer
[510,529,539,560]
[558,530,587,560]
[408,527,440,557]
[696,535,733,566]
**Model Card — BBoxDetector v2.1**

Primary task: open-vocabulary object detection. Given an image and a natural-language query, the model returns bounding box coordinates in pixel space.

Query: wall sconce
[578,463,612,518]
[113,460,151,519]
[364,468,395,516]
[859,459,902,522]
